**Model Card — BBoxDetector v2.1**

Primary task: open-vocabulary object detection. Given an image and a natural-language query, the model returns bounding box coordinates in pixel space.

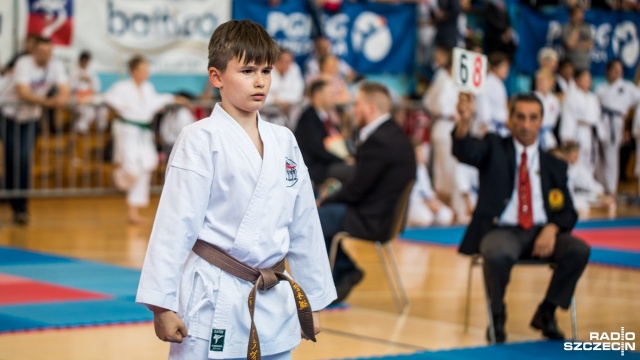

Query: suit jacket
[452,131,578,255]
[294,106,344,184]
[324,119,416,242]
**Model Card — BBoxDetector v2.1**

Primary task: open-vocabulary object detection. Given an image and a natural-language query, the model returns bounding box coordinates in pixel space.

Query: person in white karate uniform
[103,55,183,224]
[555,59,575,99]
[407,143,454,227]
[70,51,108,134]
[595,59,640,195]
[552,142,615,219]
[422,45,460,199]
[633,98,640,199]
[534,68,561,151]
[559,69,601,175]
[454,162,479,224]
[476,52,511,138]
[265,48,304,112]
[136,20,336,360]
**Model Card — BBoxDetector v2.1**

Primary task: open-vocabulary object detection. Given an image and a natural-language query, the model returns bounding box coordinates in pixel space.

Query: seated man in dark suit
[452,93,590,342]
[318,82,416,303]
[294,79,351,185]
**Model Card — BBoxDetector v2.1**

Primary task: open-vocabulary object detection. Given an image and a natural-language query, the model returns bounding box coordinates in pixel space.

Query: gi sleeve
[286,147,337,311]
[136,126,213,312]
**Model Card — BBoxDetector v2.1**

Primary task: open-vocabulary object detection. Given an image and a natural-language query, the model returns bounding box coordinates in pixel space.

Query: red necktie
[323,116,338,136]
[518,151,534,230]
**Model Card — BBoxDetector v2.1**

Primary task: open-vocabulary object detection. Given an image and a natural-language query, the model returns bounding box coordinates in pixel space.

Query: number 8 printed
[472,56,482,87]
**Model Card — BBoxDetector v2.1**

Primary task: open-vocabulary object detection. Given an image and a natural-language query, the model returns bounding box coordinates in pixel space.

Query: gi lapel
[228,114,277,262]
[208,113,280,359]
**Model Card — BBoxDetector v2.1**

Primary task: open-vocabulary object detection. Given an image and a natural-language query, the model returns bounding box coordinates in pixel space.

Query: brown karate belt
[192,239,316,360]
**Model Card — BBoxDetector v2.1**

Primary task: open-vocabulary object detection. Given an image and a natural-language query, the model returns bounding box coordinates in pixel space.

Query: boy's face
[131,62,150,83]
[209,57,273,115]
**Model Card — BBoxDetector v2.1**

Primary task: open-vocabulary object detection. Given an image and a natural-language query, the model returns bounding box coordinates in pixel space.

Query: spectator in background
[634,90,640,202]
[538,47,559,74]
[555,59,575,100]
[560,69,600,175]
[552,142,615,219]
[308,53,351,105]
[104,55,187,224]
[531,47,559,92]
[1,34,38,76]
[0,36,69,225]
[422,44,460,201]
[534,69,561,151]
[295,80,351,186]
[71,51,108,134]
[407,142,454,227]
[595,59,640,196]
[159,91,196,156]
[318,83,415,303]
[417,0,440,71]
[452,93,479,224]
[433,0,462,49]
[477,52,511,138]
[561,7,593,72]
[265,48,304,115]
[305,37,355,83]
[484,0,518,60]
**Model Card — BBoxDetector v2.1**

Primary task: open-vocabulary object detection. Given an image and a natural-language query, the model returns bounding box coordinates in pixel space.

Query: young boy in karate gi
[104,55,185,224]
[136,20,336,360]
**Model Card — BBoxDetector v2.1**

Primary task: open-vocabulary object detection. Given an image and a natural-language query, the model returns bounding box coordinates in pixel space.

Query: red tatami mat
[573,228,640,252]
[0,274,111,306]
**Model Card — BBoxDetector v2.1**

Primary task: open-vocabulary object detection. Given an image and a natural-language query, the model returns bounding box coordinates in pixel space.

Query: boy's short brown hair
[208,20,280,73]
[128,55,147,72]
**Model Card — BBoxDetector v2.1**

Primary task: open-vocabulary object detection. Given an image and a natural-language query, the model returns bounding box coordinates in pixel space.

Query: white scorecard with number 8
[452,47,488,94]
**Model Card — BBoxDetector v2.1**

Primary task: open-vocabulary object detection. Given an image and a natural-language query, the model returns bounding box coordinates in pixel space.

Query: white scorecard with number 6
[452,47,488,94]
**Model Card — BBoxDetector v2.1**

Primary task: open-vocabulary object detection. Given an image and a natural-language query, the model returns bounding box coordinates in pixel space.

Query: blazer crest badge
[549,188,564,210]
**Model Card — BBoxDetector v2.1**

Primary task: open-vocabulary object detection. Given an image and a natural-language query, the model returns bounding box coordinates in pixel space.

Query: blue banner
[233,0,315,67]
[516,6,640,78]
[233,0,416,74]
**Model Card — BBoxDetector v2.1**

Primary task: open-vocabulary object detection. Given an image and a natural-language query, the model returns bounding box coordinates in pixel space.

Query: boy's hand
[152,307,188,343]
[302,311,322,340]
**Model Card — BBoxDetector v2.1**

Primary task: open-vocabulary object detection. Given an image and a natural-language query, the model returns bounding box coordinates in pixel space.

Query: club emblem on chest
[285,158,298,187]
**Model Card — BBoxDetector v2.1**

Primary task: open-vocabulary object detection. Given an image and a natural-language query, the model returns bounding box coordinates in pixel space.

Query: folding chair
[463,254,578,343]
[329,180,415,314]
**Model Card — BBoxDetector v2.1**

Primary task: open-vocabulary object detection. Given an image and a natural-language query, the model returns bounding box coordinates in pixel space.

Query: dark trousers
[2,118,38,214]
[479,226,590,315]
[318,203,357,280]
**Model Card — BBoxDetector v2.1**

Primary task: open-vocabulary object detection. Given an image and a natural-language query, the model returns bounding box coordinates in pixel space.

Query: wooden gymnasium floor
[0,193,639,360]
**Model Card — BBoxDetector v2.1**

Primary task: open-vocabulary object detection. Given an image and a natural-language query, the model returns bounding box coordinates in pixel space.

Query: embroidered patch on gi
[549,188,565,210]
[210,329,226,352]
[285,158,298,187]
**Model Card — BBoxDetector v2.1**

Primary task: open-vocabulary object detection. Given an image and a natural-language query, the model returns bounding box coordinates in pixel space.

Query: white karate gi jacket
[477,72,509,137]
[104,79,174,177]
[560,87,601,171]
[595,78,640,146]
[136,104,336,359]
[535,91,560,150]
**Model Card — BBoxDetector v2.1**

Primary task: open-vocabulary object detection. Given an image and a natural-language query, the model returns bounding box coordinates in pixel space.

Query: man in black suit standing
[452,93,590,342]
[294,80,351,185]
[318,82,416,303]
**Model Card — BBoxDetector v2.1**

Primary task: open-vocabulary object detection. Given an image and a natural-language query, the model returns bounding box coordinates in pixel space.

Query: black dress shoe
[13,212,29,226]
[333,268,364,304]
[486,312,506,343]
[531,307,565,340]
